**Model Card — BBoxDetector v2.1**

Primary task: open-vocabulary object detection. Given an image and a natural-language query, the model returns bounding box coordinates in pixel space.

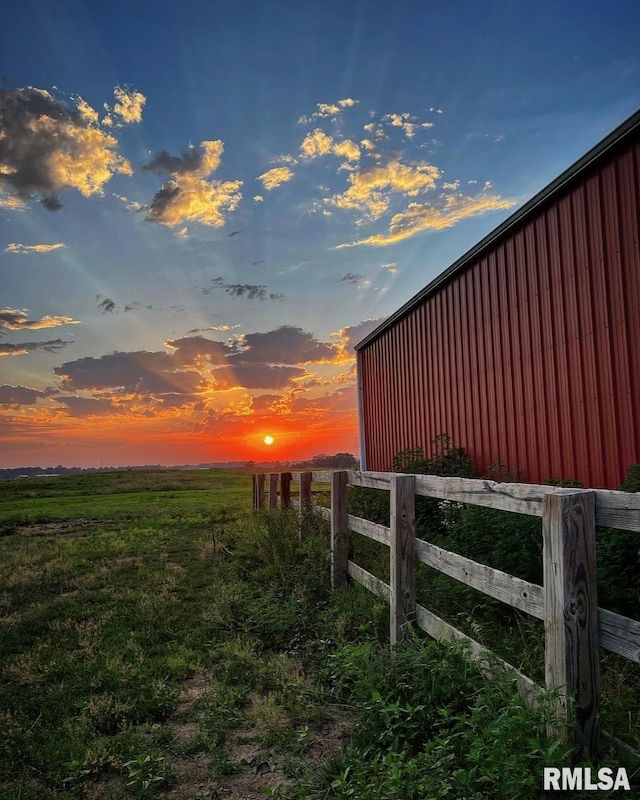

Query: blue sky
[1,0,639,467]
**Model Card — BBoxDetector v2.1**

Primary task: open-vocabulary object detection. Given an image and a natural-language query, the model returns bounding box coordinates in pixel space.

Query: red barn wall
[358,136,640,489]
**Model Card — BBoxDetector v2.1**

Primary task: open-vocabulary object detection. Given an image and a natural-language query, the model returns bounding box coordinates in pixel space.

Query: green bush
[595,463,640,617]
[433,503,542,584]
[391,434,479,478]
[228,508,329,594]
[313,638,577,800]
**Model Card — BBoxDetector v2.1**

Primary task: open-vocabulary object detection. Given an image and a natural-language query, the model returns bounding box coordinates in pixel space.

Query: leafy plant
[311,639,598,800]
[123,754,170,798]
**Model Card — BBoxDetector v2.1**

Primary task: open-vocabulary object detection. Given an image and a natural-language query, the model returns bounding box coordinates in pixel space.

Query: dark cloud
[98,298,116,313]
[155,393,204,409]
[224,284,284,301]
[52,396,120,416]
[41,196,63,211]
[337,318,386,353]
[339,272,365,284]
[146,181,182,223]
[231,326,339,365]
[0,384,46,405]
[29,324,343,409]
[142,148,204,175]
[164,335,231,365]
[251,394,281,411]
[184,323,223,334]
[0,86,131,209]
[290,385,357,413]
[143,140,242,228]
[212,364,305,389]
[53,351,203,394]
[0,87,76,202]
[203,278,285,301]
[0,339,72,356]
[0,309,30,329]
[0,307,80,331]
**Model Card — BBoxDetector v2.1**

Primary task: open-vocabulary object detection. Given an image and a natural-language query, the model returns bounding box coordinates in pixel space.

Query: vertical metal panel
[618,145,640,481]
[358,135,640,488]
[572,183,603,487]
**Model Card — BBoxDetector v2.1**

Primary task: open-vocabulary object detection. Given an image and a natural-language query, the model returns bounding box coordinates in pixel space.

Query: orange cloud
[298,97,359,123]
[300,129,360,163]
[0,194,27,210]
[381,112,433,139]
[47,123,132,196]
[336,193,516,248]
[326,159,440,219]
[257,166,295,190]
[112,86,146,124]
[5,242,67,254]
[0,339,72,356]
[0,87,136,210]
[0,308,81,331]
[145,140,243,228]
[75,97,100,124]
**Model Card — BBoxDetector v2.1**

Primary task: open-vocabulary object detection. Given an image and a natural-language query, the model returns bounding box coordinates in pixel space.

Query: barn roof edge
[354,107,640,352]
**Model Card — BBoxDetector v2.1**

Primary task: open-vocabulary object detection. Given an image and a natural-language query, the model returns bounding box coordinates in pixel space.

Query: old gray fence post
[300,471,312,511]
[331,471,348,589]
[390,474,416,646]
[268,473,278,508]
[253,474,265,510]
[543,489,600,757]
[280,472,291,509]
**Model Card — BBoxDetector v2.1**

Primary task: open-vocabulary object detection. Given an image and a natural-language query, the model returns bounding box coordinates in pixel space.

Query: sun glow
[263,435,274,446]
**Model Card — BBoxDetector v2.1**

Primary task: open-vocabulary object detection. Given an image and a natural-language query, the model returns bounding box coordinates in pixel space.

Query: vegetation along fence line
[252,470,640,761]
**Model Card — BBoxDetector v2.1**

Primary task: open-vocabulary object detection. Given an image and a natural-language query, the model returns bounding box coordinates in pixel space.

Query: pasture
[0,469,635,798]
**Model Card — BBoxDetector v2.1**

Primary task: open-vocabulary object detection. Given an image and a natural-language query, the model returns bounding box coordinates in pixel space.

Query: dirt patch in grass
[176,674,211,712]
[306,716,351,762]
[171,674,211,748]
[163,673,352,799]
[15,519,114,536]
[216,713,350,799]
[165,753,212,800]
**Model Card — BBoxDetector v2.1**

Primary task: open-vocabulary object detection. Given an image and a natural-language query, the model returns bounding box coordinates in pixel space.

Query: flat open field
[1,469,633,799]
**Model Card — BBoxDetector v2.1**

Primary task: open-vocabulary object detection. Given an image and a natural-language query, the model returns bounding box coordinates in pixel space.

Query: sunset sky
[2,0,639,468]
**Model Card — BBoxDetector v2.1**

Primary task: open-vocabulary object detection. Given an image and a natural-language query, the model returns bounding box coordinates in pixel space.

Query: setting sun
[263,435,274,446]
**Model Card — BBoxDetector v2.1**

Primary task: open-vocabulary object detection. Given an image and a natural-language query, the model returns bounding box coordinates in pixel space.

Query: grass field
[0,469,635,799]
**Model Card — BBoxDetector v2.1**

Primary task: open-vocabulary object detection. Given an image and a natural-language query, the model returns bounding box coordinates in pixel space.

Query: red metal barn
[355,110,640,489]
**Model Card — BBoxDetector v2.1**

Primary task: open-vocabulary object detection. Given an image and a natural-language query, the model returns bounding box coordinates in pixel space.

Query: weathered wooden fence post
[253,473,265,510]
[390,474,416,646]
[268,473,278,508]
[543,489,600,758]
[280,472,291,509]
[331,471,348,589]
[300,471,312,511]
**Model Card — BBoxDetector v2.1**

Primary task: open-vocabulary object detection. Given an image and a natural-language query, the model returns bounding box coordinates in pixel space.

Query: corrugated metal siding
[359,136,640,488]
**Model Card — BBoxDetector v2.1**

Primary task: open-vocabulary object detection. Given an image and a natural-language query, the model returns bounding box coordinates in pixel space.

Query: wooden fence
[252,470,640,759]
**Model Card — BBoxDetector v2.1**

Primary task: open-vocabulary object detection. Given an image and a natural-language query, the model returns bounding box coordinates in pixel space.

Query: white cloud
[5,242,67,254]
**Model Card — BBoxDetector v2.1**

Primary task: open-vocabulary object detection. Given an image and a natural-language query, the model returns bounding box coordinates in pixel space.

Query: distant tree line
[307,452,358,468]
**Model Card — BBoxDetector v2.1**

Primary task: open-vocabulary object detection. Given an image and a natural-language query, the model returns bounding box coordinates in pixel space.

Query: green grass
[0,469,637,799]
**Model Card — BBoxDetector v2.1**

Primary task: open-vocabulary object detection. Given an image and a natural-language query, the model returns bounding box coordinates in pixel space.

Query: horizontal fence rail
[252,470,640,759]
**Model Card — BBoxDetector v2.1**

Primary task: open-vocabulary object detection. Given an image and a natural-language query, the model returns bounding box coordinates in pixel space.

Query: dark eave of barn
[354,107,640,352]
